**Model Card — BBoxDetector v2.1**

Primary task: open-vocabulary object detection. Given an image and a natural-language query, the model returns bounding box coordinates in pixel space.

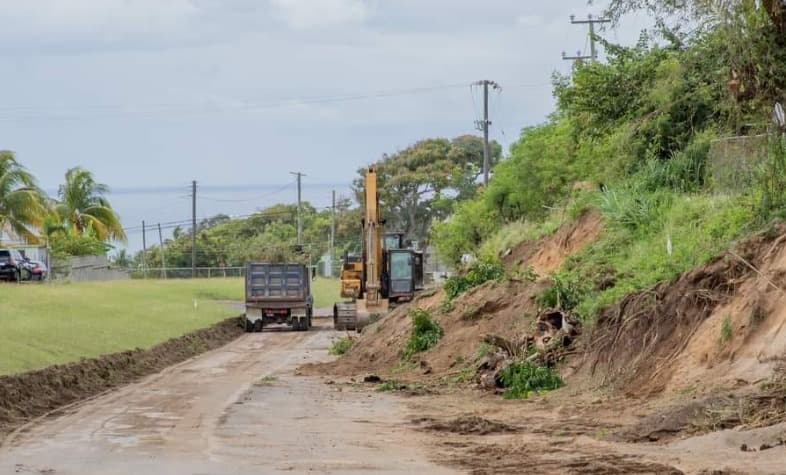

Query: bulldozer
[334,166,423,331]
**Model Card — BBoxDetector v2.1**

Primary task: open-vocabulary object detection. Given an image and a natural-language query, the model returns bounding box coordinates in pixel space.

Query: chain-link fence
[129,267,245,279]
[708,134,770,192]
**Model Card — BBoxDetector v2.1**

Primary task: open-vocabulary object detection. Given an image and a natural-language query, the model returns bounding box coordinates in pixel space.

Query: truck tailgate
[246,263,308,302]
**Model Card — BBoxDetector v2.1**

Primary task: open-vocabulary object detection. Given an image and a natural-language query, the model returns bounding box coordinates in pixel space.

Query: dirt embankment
[308,213,786,473]
[0,317,243,440]
[306,210,602,382]
[504,208,603,276]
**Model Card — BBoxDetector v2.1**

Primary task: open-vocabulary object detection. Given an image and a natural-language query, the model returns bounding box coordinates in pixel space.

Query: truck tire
[244,318,255,333]
[254,320,263,333]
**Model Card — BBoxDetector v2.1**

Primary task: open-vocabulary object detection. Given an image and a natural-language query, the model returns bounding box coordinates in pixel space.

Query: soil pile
[308,211,602,381]
[0,316,243,440]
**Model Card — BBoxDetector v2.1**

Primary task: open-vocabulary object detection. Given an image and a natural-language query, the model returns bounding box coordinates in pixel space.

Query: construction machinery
[334,167,423,331]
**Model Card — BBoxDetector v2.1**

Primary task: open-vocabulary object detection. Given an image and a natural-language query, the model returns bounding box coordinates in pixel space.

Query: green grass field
[0,277,339,376]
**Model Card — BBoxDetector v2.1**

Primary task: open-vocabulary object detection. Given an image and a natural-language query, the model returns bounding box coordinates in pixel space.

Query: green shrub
[377,380,408,392]
[402,308,444,360]
[719,315,733,345]
[498,361,564,399]
[636,131,714,193]
[537,272,587,311]
[328,336,355,356]
[599,185,671,232]
[443,258,504,302]
[431,198,500,265]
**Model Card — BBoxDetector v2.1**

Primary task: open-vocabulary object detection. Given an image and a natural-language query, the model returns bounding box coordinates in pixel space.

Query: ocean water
[99,182,353,254]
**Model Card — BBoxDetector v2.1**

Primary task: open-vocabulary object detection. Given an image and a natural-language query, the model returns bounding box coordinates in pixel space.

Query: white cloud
[269,0,369,30]
[0,0,202,48]
[515,15,544,27]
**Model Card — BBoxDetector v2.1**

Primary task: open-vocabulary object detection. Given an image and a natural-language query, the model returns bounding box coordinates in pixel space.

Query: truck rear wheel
[244,318,255,333]
[254,320,263,332]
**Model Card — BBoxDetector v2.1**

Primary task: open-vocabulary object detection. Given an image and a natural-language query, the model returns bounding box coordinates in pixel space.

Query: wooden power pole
[473,79,501,186]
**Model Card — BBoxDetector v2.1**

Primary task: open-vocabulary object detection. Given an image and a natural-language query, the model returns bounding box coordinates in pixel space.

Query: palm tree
[56,167,126,242]
[0,151,45,244]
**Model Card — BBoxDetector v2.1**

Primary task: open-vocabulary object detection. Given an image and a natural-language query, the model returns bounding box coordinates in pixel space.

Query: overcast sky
[0,0,651,191]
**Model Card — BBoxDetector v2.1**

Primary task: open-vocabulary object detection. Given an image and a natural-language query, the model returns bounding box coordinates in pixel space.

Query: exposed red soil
[0,316,243,440]
[505,208,603,276]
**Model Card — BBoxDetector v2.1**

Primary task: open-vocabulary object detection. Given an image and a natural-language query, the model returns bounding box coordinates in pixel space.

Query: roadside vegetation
[498,361,564,399]
[328,336,355,356]
[431,1,786,328]
[402,308,444,360]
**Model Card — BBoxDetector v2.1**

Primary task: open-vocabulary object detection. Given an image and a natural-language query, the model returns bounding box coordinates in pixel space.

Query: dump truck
[244,262,313,332]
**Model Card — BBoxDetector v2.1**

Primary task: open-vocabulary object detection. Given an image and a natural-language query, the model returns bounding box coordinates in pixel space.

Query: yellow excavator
[334,166,423,331]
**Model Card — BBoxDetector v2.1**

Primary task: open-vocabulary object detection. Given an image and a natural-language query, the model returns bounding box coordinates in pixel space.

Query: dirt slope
[579,225,786,399]
[505,208,603,275]
[309,210,602,381]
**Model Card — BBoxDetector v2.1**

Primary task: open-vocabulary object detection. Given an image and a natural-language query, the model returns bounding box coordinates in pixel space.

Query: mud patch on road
[415,415,519,435]
[0,317,243,441]
[438,438,684,475]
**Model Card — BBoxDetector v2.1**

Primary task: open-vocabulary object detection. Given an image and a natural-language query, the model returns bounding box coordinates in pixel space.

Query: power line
[0,82,470,123]
[0,81,554,123]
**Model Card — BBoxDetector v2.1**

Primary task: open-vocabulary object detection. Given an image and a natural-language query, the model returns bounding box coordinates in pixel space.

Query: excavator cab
[383,233,404,250]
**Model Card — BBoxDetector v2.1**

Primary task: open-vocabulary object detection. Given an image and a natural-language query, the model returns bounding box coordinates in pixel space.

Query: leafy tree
[485,121,577,221]
[355,135,501,242]
[56,167,126,242]
[0,151,45,243]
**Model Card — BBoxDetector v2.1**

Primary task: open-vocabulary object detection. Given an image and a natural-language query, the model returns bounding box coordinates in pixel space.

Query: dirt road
[0,319,455,475]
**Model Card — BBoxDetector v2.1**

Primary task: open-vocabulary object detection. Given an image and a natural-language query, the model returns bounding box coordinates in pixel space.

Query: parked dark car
[0,249,29,281]
[27,260,47,281]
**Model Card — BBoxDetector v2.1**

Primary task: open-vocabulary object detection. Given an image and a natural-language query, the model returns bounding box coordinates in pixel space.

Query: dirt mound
[580,225,786,398]
[303,279,545,381]
[505,208,603,276]
[306,212,601,382]
[0,317,243,440]
[415,415,519,435]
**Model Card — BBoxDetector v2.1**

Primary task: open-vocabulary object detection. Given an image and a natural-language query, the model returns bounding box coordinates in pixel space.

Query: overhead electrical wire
[0,81,552,123]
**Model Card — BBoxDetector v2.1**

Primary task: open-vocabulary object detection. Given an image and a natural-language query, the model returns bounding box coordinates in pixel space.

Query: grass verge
[0,279,244,375]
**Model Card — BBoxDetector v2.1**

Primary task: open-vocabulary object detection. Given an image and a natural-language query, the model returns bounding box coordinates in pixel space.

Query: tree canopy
[354,135,501,242]
[0,151,45,243]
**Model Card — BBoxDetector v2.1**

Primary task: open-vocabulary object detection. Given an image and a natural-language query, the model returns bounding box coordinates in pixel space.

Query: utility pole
[290,172,305,246]
[561,50,592,62]
[563,14,611,62]
[141,220,147,279]
[191,180,197,278]
[473,79,501,186]
[331,190,336,276]
[157,222,167,280]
